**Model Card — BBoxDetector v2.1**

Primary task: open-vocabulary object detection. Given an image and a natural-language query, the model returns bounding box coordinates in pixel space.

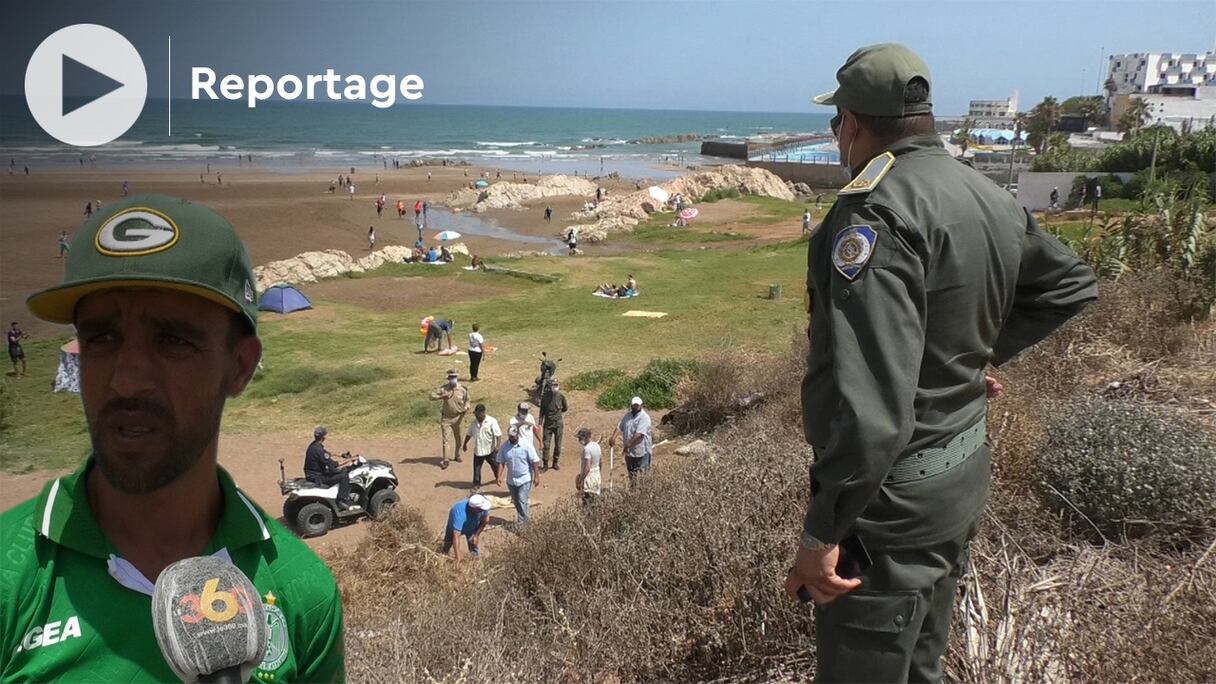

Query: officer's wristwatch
[799,530,836,551]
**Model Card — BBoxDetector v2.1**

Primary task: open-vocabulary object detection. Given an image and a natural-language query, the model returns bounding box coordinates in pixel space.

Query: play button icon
[25,24,147,147]
[62,54,127,116]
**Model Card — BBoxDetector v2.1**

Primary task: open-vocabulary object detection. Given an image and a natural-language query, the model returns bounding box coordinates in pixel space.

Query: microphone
[151,556,268,683]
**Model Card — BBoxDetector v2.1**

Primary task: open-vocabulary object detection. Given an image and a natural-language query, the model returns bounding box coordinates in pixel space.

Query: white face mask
[449,378,458,387]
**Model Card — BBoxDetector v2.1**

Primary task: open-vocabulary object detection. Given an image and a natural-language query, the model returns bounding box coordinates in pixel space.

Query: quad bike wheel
[296,502,335,537]
[368,488,401,520]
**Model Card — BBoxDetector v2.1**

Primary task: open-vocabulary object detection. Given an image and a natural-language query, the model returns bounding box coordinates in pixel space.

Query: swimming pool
[749,142,839,164]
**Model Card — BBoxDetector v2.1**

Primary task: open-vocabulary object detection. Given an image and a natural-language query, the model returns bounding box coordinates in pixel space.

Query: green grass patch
[736,195,816,225]
[701,187,742,203]
[1097,198,1143,213]
[565,368,628,391]
[596,358,703,410]
[1044,221,1089,243]
[4,240,813,473]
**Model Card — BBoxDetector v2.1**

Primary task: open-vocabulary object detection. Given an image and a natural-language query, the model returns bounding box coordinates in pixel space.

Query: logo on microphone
[178,578,255,625]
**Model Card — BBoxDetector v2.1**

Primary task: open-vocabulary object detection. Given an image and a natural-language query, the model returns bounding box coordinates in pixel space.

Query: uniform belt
[886,419,986,484]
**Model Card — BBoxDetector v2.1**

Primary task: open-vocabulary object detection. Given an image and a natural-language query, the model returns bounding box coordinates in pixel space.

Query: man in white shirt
[461,404,501,490]
[508,402,538,450]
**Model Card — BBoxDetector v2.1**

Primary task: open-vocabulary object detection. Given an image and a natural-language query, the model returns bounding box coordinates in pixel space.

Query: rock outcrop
[570,165,795,242]
[254,243,471,290]
[446,175,597,211]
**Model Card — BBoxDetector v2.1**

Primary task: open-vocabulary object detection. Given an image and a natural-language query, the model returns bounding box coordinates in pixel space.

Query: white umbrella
[434,230,461,241]
[647,186,669,204]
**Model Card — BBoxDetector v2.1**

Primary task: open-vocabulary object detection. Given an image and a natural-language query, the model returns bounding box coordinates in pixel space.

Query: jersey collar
[31,458,271,560]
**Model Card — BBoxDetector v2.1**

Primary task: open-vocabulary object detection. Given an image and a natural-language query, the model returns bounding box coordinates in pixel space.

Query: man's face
[631,404,642,415]
[75,288,261,494]
[475,409,485,422]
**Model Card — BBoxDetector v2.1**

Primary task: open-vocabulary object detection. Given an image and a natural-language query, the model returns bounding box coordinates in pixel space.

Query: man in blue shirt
[443,494,492,560]
[495,427,541,525]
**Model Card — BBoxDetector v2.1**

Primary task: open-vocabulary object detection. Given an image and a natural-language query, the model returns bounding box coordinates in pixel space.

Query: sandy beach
[0,163,642,336]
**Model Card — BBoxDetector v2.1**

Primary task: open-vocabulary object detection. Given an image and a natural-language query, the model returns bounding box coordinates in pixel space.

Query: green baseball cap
[813,43,933,117]
[27,194,258,331]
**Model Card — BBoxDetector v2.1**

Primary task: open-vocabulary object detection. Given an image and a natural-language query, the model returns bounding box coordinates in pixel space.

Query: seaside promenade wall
[746,161,850,188]
[700,141,748,159]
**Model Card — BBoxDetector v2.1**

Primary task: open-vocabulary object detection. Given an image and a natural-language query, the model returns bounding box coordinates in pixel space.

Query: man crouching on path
[787,44,1096,682]
[0,195,345,681]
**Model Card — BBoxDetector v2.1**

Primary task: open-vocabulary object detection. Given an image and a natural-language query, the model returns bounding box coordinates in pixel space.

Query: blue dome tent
[258,284,312,314]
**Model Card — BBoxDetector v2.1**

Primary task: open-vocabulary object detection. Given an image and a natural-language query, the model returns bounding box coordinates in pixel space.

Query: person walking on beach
[462,404,501,490]
[575,428,602,505]
[414,200,422,221]
[217,173,222,185]
[84,202,93,219]
[431,369,470,470]
[539,380,569,471]
[495,426,540,526]
[57,231,71,258]
[348,182,355,200]
[545,205,553,223]
[121,180,128,196]
[427,171,432,182]
[609,396,653,486]
[567,228,578,255]
[787,43,1097,683]
[376,193,385,217]
[422,201,429,222]
[8,322,28,378]
[803,209,812,235]
[467,323,486,381]
[367,226,376,250]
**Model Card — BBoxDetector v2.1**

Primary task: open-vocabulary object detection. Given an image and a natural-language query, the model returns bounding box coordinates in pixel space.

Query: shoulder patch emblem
[832,225,877,280]
[838,151,895,196]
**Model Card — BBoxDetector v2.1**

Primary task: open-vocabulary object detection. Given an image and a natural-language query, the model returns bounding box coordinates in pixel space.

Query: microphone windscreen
[151,556,268,683]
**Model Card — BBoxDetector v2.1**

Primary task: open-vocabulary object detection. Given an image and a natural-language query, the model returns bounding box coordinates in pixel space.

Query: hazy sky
[2,0,1213,114]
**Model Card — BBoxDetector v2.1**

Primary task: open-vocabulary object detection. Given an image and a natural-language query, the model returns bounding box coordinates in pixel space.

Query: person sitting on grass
[470,255,485,270]
[426,246,439,263]
[440,245,453,263]
[443,494,492,560]
[594,283,619,296]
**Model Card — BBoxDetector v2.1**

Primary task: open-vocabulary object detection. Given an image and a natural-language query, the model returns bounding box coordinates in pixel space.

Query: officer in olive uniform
[785,44,1097,683]
[539,379,569,470]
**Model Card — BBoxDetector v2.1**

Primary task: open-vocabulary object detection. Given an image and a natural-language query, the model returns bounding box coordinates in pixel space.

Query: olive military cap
[27,194,259,332]
[813,43,933,117]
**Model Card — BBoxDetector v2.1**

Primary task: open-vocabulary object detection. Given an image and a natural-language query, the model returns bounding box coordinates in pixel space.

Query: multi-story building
[967,91,1019,129]
[1105,52,1216,132]
[1105,52,1216,97]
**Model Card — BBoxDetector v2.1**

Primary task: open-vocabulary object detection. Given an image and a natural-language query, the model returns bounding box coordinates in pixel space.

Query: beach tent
[53,339,80,393]
[258,284,312,314]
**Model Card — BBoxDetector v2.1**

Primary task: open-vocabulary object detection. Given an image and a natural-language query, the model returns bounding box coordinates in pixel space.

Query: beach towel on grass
[622,311,667,318]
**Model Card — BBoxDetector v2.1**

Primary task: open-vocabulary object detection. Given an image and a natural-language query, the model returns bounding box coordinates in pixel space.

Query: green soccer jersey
[0,458,345,683]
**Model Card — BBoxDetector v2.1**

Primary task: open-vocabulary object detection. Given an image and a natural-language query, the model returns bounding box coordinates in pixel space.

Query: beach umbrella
[678,207,699,221]
[434,230,462,241]
[474,179,490,188]
[647,186,669,204]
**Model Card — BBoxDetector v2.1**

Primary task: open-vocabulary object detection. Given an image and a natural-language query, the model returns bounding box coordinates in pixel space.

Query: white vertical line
[167,34,172,137]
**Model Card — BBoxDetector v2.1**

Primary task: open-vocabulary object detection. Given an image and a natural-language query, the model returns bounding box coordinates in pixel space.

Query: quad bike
[279,454,401,538]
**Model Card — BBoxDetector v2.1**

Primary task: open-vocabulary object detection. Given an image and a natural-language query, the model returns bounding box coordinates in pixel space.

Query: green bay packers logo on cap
[95,207,180,256]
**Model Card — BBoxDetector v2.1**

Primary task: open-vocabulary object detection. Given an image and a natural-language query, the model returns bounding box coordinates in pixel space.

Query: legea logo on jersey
[95,208,180,257]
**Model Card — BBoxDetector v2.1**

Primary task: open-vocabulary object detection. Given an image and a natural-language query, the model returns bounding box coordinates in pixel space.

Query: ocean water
[0,96,831,177]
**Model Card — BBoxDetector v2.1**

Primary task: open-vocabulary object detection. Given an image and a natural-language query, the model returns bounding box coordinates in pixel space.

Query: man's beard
[89,391,225,494]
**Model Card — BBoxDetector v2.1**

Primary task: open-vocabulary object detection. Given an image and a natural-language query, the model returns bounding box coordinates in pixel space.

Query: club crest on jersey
[256,592,289,676]
[832,225,877,281]
[95,208,180,257]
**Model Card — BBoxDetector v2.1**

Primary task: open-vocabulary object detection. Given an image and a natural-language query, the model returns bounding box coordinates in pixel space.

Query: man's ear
[227,334,263,397]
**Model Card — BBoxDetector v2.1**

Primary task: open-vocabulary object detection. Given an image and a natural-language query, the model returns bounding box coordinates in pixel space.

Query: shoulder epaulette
[838,151,895,196]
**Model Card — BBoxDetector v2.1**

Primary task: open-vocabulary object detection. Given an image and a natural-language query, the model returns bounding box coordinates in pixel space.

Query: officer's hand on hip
[785,545,861,606]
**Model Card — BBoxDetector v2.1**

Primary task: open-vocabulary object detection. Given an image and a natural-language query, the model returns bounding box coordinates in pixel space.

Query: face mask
[449,378,458,387]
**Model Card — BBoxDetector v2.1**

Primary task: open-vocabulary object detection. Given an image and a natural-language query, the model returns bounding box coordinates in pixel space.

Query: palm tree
[1118,98,1152,135]
[1025,96,1062,153]
[953,117,976,157]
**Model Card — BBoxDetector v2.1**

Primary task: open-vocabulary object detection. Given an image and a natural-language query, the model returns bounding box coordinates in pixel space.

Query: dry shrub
[330,271,1216,682]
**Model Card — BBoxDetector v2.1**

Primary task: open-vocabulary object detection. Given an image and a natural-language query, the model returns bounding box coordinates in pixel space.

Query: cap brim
[812,90,837,106]
[27,276,244,325]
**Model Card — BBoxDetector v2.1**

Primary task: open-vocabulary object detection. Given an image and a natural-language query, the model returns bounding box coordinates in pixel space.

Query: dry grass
[329,274,1216,683]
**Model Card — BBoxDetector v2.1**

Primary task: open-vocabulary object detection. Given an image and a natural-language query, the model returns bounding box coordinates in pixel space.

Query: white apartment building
[967,91,1019,129]
[1105,52,1216,97]
[1106,51,1216,132]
